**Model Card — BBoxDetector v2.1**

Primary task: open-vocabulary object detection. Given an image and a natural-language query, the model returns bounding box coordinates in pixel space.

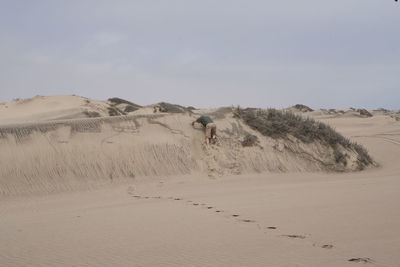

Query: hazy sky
[0,0,399,109]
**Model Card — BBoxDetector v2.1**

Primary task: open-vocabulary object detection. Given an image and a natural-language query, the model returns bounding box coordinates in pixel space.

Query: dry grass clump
[241,134,259,147]
[155,102,193,114]
[124,105,139,113]
[234,107,373,169]
[108,97,142,115]
[108,97,141,108]
[356,109,373,117]
[107,107,126,116]
[293,104,314,112]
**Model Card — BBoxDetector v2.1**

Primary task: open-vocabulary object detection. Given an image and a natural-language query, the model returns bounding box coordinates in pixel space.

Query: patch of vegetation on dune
[154,102,193,114]
[108,97,142,114]
[356,108,373,117]
[107,106,126,116]
[234,107,374,170]
[108,97,142,108]
[292,104,314,112]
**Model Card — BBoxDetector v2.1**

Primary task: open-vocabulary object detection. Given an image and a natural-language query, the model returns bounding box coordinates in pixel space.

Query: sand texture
[0,96,399,266]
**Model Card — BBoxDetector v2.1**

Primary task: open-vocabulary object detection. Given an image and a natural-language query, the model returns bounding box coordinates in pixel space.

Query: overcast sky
[0,0,399,109]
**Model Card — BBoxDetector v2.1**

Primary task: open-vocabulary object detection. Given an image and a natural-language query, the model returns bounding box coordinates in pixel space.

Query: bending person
[192,115,217,148]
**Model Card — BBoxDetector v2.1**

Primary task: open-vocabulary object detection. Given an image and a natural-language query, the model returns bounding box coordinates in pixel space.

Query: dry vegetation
[155,102,193,114]
[356,108,373,117]
[241,133,259,147]
[108,97,142,114]
[234,107,374,169]
[292,104,314,112]
[108,97,142,108]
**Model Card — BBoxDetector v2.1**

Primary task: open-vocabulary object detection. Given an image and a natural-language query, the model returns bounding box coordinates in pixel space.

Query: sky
[0,0,399,109]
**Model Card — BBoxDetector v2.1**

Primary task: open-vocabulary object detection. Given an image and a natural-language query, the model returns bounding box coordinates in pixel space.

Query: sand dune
[1,96,399,266]
[0,97,376,197]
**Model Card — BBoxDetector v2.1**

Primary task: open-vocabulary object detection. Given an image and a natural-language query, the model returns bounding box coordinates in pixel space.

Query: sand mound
[286,104,314,113]
[0,95,144,125]
[302,107,376,119]
[0,106,375,196]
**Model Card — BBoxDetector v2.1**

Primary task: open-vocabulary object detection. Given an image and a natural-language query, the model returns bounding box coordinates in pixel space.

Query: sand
[0,96,399,266]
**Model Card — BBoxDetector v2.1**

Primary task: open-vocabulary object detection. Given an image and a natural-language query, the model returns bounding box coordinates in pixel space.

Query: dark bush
[293,104,313,112]
[357,109,373,117]
[124,105,139,113]
[156,102,192,113]
[108,107,126,116]
[234,107,374,168]
[234,108,350,145]
[242,134,259,147]
[108,97,142,108]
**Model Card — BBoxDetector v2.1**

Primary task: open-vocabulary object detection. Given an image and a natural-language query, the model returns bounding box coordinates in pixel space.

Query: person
[192,115,217,147]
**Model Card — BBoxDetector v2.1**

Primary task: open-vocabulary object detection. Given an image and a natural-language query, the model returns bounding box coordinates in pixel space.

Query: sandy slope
[0,97,399,266]
[0,95,114,124]
[0,98,374,196]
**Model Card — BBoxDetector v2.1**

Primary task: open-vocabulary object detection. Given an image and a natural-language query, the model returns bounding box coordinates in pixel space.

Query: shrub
[234,107,348,145]
[108,107,125,116]
[241,134,259,147]
[156,102,192,113]
[108,97,142,108]
[234,107,374,168]
[356,109,373,117]
[124,105,139,113]
[293,104,313,112]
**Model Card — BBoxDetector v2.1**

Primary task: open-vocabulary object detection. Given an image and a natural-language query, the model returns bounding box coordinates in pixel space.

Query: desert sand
[0,96,399,267]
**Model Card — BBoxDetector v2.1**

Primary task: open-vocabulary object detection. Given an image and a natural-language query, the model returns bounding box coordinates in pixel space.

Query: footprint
[282,234,306,239]
[241,219,255,223]
[321,244,334,249]
[207,206,213,209]
[174,198,181,201]
[267,226,277,229]
[215,210,223,213]
[232,214,240,217]
[348,258,374,264]
[193,203,199,206]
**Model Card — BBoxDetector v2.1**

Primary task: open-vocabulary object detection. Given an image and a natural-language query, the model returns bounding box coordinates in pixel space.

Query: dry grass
[108,97,142,108]
[241,134,259,147]
[156,102,193,114]
[357,109,373,117]
[234,107,374,169]
[293,104,313,112]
